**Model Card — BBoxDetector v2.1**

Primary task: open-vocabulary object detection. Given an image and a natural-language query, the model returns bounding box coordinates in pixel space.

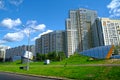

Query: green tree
[36,53,46,61]
[114,46,120,55]
[47,51,57,61]
[57,51,66,61]
[36,53,40,61]
[47,51,66,61]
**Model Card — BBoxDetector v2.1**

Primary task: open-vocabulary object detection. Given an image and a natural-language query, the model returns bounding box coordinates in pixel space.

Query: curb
[0,71,69,80]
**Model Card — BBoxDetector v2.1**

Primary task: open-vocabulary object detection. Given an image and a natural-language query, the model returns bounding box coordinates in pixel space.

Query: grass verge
[0,54,120,80]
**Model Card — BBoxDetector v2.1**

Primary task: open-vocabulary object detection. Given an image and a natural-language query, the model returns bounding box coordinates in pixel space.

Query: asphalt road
[0,72,59,80]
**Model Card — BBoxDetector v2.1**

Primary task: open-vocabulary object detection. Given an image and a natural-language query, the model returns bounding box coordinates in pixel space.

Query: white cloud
[32,24,46,31]
[0,19,47,44]
[107,0,120,17]
[22,28,30,37]
[0,0,5,9]
[0,0,23,10]
[3,32,24,42]
[0,45,11,48]
[1,18,22,29]
[0,40,6,44]
[40,30,53,36]
[32,30,53,41]
[22,20,46,36]
[26,20,37,25]
[9,0,23,6]
[26,20,46,31]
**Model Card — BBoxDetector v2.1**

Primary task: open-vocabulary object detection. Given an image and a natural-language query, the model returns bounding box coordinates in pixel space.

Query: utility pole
[26,29,30,71]
[22,25,30,71]
[22,25,40,71]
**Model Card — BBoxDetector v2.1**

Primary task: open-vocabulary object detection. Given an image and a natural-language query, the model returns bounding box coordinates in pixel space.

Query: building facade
[95,18,120,46]
[35,31,66,55]
[91,18,105,47]
[0,46,10,62]
[66,8,97,57]
[5,45,35,60]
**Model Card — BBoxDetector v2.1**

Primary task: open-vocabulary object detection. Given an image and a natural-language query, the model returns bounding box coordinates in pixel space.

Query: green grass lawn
[0,54,120,80]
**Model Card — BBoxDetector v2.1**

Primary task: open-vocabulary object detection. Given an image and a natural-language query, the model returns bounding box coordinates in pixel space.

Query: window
[103,21,106,26]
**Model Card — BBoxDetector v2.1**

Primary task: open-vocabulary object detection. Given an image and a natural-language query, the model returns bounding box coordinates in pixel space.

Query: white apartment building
[0,46,10,62]
[98,18,120,46]
[66,8,97,57]
[5,45,35,60]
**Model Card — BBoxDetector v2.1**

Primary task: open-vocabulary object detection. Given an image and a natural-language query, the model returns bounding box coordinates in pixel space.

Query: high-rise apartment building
[66,8,97,57]
[91,18,105,47]
[35,8,120,58]
[95,18,120,46]
[35,31,66,55]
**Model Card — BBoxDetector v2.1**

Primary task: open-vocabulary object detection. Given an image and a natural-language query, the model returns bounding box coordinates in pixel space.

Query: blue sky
[0,0,119,48]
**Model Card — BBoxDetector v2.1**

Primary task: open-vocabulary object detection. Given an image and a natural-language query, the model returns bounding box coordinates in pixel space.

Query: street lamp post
[22,25,39,71]
[22,25,30,71]
[26,29,30,71]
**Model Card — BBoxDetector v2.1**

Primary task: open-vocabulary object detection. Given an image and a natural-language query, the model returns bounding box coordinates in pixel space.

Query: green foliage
[114,46,120,55]
[47,51,57,61]
[1,54,120,79]
[36,51,66,61]
[57,51,66,61]
[50,54,106,65]
[36,53,46,61]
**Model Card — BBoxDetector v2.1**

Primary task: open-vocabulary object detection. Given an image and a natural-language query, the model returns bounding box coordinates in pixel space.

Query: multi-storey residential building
[35,37,42,54]
[66,8,97,57]
[35,31,66,55]
[95,18,120,46]
[0,46,10,62]
[117,23,120,43]
[92,18,105,47]
[5,45,35,60]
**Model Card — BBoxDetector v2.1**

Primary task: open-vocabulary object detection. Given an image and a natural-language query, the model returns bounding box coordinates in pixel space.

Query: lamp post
[22,25,30,71]
[22,25,39,71]
[26,29,30,71]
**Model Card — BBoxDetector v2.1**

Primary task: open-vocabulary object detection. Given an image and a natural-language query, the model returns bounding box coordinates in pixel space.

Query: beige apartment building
[98,18,120,46]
